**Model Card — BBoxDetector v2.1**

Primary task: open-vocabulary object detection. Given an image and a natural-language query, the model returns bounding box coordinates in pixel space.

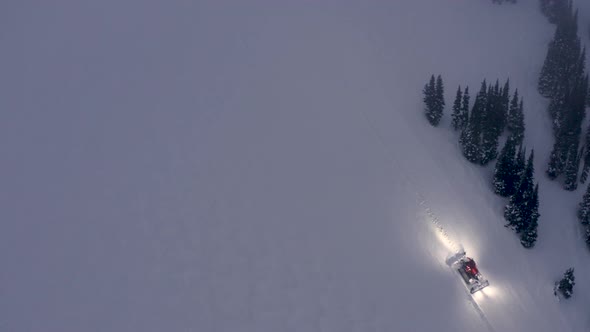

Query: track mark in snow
[358,107,464,257]
[417,194,462,254]
[420,194,495,332]
[357,107,461,253]
[465,289,496,332]
[358,109,496,332]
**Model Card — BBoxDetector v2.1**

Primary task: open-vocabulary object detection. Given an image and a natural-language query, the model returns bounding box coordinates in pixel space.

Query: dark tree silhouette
[451,86,464,131]
[493,137,518,197]
[556,267,575,299]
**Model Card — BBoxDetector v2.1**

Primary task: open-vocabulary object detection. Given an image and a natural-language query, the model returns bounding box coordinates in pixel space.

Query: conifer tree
[481,82,503,165]
[505,150,535,233]
[582,181,590,246]
[546,140,566,179]
[573,75,590,183]
[580,127,590,184]
[546,149,560,180]
[459,86,470,130]
[451,86,463,131]
[505,192,522,231]
[471,80,488,129]
[581,159,589,184]
[472,81,488,163]
[538,37,560,97]
[507,90,525,144]
[494,80,507,134]
[557,267,575,299]
[461,81,487,164]
[548,92,566,135]
[515,145,526,180]
[518,150,536,233]
[434,75,445,124]
[516,100,525,141]
[481,133,500,165]
[493,136,518,196]
[507,90,519,131]
[423,75,438,126]
[572,47,586,87]
[549,74,588,183]
[564,144,583,191]
[520,184,539,248]
[539,2,581,99]
[578,183,590,225]
[460,123,480,164]
[501,79,510,121]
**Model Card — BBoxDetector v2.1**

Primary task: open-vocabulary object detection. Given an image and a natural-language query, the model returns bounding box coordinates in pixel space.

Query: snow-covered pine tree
[461,81,487,164]
[578,183,590,224]
[515,144,526,180]
[580,128,590,184]
[471,80,488,128]
[520,184,539,248]
[515,99,525,143]
[507,90,518,131]
[423,75,438,126]
[552,74,588,186]
[472,81,488,163]
[493,80,507,135]
[451,86,463,131]
[501,79,510,126]
[460,86,470,130]
[434,75,445,125]
[507,90,525,144]
[579,79,590,184]
[548,92,566,135]
[557,267,575,299]
[481,130,500,166]
[546,140,566,180]
[539,2,581,100]
[491,80,508,137]
[493,136,517,197]
[546,5,584,141]
[504,192,522,230]
[480,81,504,165]
[507,146,526,197]
[546,131,577,180]
[460,123,480,164]
[580,186,590,246]
[573,47,586,89]
[517,151,536,233]
[564,144,583,191]
[538,37,560,97]
[505,150,535,233]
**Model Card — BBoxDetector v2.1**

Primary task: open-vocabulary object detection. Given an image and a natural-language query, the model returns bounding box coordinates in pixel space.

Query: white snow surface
[2,0,590,331]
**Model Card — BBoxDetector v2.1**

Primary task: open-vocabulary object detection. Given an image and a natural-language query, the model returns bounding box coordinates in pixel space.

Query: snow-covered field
[1,0,589,331]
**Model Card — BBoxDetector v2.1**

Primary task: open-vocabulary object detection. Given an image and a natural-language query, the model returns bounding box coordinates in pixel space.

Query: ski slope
[1,0,590,331]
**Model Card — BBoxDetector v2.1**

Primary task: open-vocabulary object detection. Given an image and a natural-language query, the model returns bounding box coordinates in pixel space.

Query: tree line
[423,75,538,247]
[538,0,590,249]
[538,1,589,191]
[420,0,587,297]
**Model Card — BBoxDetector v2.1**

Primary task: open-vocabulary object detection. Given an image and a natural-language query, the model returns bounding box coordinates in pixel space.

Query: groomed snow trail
[361,102,497,331]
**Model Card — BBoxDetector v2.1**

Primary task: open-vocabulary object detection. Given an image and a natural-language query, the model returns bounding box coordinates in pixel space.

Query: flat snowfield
[1,0,589,331]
